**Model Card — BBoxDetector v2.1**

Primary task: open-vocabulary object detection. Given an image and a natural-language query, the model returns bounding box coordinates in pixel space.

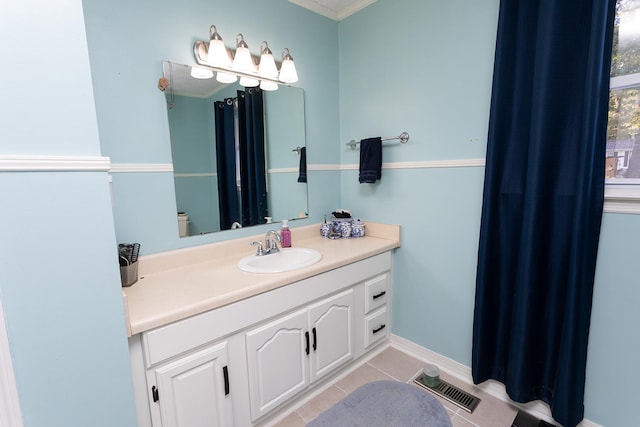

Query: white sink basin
[237,247,322,273]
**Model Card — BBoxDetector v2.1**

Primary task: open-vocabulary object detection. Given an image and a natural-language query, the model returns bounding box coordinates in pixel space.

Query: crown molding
[288,0,376,21]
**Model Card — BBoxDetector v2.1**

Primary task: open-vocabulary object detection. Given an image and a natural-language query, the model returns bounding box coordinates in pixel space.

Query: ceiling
[288,0,376,21]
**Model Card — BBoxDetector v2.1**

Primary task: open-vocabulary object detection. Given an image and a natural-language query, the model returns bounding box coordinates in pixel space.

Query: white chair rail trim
[4,156,636,214]
[0,155,110,172]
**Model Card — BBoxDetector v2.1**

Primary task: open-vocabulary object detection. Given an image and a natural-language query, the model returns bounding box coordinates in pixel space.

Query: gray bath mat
[307,380,452,427]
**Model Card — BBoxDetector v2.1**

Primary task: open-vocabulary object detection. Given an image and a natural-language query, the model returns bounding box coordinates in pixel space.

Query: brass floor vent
[413,373,481,413]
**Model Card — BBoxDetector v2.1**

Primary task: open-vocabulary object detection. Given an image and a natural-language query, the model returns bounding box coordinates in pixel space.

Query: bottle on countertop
[281,220,292,247]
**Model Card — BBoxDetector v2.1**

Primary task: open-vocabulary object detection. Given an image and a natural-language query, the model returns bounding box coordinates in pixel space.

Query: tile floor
[273,346,520,427]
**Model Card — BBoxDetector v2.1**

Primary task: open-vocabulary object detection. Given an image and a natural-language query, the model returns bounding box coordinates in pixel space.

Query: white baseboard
[390,335,601,427]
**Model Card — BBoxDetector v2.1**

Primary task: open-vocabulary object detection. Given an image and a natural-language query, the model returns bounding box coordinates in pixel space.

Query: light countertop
[122,222,400,336]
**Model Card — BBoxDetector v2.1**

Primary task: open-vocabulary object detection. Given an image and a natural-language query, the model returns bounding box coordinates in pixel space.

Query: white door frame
[0,296,23,427]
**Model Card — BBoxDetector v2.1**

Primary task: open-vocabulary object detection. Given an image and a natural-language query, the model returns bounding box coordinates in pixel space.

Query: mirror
[162,61,308,237]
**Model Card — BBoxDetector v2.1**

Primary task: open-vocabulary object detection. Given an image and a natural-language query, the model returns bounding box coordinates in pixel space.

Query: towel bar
[346,132,410,150]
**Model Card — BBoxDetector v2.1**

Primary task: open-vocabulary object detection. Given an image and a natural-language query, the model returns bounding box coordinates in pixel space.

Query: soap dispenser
[281,220,292,247]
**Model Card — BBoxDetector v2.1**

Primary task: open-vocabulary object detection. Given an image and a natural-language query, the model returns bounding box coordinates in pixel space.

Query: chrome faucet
[250,230,282,256]
[265,230,282,254]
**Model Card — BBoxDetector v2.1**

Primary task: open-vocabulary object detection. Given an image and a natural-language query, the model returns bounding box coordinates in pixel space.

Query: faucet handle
[250,241,265,256]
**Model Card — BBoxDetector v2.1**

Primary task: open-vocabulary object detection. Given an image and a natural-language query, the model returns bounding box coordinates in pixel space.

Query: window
[605,0,640,212]
[607,0,640,180]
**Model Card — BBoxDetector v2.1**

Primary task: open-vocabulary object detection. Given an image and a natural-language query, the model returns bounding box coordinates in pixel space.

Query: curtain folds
[237,88,268,227]
[472,1,616,426]
[214,98,239,230]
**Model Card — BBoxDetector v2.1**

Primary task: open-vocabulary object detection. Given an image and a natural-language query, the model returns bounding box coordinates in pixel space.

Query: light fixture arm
[261,41,272,56]
[209,25,222,42]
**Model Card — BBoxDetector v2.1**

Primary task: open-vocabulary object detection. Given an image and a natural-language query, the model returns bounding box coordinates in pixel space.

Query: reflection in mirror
[162,62,308,237]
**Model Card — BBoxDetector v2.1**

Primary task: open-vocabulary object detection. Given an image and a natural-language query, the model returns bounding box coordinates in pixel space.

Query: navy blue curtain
[237,88,268,227]
[472,1,616,426]
[214,98,240,230]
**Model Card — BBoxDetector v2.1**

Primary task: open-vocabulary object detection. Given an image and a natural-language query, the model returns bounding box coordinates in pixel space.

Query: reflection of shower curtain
[214,98,240,230]
[237,88,268,227]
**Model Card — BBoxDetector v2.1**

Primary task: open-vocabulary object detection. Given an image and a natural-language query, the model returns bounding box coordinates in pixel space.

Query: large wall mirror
[162,61,308,237]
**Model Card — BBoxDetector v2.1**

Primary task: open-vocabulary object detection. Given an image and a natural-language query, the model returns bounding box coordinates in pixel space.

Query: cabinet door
[153,341,232,427]
[245,309,309,421]
[308,289,354,382]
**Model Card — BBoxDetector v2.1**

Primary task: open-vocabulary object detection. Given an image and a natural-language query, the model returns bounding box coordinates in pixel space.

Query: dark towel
[359,137,382,183]
[297,147,307,183]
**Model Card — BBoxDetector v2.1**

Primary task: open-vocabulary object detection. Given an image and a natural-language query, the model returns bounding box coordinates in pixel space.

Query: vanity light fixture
[193,24,300,90]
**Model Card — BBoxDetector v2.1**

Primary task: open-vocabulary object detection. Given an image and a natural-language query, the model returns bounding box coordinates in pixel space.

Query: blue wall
[4,0,635,426]
[0,0,136,425]
[338,1,640,426]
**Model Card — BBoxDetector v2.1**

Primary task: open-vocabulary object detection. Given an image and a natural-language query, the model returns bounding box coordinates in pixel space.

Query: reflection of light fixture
[260,80,278,91]
[279,48,299,84]
[207,25,232,68]
[193,25,301,90]
[216,71,238,84]
[190,66,214,79]
[240,76,260,87]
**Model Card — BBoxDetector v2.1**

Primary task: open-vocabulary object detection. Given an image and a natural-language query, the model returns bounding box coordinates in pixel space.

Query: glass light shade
[258,42,279,79]
[279,58,298,83]
[260,80,279,91]
[258,53,278,78]
[216,71,238,84]
[279,49,299,83]
[208,39,231,68]
[240,76,259,87]
[234,47,255,73]
[207,25,232,68]
[190,66,214,79]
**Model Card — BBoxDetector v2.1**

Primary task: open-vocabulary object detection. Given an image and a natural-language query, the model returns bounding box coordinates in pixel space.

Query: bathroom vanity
[125,223,400,427]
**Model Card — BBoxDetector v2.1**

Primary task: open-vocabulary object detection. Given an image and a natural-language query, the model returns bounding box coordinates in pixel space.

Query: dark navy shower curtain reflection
[472,1,616,426]
[214,98,239,230]
[237,88,268,228]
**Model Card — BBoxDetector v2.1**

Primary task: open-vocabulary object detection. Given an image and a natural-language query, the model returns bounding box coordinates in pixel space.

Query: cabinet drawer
[364,307,388,348]
[364,273,388,314]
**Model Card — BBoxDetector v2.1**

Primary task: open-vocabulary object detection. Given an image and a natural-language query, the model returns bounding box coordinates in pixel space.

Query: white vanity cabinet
[245,289,354,420]
[364,273,390,349]
[150,341,232,427]
[129,251,393,427]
